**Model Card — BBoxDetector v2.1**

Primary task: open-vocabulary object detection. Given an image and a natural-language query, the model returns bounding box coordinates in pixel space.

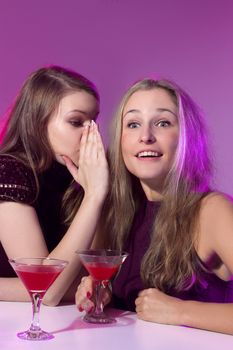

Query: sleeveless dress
[0,155,72,277]
[112,200,233,311]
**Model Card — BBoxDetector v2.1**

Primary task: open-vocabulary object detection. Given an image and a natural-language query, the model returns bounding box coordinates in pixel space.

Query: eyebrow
[123,108,177,118]
[67,109,99,117]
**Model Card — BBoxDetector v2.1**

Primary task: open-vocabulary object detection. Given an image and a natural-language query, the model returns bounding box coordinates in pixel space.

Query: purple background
[0,0,232,195]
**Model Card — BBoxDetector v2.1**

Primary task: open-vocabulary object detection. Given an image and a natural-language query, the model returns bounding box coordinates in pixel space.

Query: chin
[136,172,164,180]
[137,172,168,185]
[55,156,64,165]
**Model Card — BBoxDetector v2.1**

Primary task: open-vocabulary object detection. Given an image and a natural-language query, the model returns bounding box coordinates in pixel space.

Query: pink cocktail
[84,262,119,281]
[77,250,128,324]
[15,265,62,297]
[9,257,68,340]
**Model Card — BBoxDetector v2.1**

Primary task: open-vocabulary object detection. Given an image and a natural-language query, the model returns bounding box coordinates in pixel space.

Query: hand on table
[135,288,182,325]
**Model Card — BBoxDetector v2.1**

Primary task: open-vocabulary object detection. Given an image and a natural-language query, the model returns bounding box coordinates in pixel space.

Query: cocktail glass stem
[84,280,115,323]
[94,281,105,316]
[17,292,53,340]
[29,293,42,334]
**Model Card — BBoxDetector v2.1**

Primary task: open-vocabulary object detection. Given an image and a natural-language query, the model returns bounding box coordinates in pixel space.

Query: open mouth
[136,151,163,158]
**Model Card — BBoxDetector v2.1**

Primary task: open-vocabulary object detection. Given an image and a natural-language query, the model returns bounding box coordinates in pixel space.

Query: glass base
[17,329,54,341]
[83,312,116,324]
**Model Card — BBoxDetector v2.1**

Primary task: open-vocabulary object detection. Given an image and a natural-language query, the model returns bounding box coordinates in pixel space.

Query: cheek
[64,132,83,154]
[121,132,133,152]
[48,122,65,143]
[166,132,179,156]
[48,124,82,154]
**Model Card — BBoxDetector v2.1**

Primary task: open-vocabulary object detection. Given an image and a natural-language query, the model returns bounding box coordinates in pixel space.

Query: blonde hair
[100,78,212,292]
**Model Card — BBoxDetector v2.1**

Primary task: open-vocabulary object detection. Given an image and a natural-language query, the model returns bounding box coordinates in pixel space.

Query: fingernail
[86,291,91,299]
[78,306,83,312]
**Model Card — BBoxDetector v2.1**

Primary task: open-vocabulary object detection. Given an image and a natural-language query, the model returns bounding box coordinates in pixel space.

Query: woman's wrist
[82,191,107,207]
[83,186,108,202]
[175,299,193,327]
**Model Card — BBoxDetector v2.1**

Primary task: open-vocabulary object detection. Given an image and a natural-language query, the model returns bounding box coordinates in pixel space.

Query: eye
[156,120,171,127]
[127,122,140,129]
[68,119,84,128]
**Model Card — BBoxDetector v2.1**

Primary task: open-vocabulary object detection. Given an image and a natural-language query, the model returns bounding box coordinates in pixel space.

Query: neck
[140,180,164,201]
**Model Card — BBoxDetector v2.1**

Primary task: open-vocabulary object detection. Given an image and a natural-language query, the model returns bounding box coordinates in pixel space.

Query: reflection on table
[0,301,232,350]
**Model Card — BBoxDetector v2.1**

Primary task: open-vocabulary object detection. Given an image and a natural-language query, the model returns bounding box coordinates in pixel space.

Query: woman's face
[121,88,179,193]
[47,90,99,166]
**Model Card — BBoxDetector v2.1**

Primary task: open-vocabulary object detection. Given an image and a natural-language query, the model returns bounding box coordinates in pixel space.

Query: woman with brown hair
[0,65,108,305]
[76,78,233,334]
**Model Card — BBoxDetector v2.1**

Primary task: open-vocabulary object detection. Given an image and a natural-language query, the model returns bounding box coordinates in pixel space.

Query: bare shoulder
[199,192,233,233]
[198,192,233,266]
[200,191,233,217]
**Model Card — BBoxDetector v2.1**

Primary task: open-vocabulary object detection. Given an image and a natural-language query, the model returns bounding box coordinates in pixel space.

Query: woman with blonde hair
[76,78,233,335]
[0,65,108,305]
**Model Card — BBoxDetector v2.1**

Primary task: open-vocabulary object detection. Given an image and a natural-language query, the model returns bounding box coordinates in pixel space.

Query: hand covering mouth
[136,151,163,158]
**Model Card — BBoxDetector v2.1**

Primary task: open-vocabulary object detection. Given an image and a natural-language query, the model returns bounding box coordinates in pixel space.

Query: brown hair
[0,65,99,207]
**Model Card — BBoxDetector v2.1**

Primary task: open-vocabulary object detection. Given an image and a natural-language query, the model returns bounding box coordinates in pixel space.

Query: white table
[0,301,232,349]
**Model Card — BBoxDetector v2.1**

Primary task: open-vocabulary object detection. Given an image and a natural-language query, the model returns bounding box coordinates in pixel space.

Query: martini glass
[77,249,128,324]
[9,257,68,340]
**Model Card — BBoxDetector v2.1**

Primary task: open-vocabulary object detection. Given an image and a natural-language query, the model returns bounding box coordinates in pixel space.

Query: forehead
[123,88,177,113]
[48,90,99,122]
[59,90,99,111]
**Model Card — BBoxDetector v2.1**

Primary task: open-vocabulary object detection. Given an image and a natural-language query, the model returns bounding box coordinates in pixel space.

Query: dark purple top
[0,155,72,277]
[112,200,233,311]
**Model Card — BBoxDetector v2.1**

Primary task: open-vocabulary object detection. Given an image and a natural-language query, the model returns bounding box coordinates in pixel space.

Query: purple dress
[112,200,233,311]
[0,155,72,277]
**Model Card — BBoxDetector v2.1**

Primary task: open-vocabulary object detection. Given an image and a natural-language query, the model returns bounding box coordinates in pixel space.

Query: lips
[136,151,163,158]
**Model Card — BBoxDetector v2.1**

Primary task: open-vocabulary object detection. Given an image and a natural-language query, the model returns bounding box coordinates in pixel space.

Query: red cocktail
[9,257,68,340]
[15,265,62,297]
[84,262,119,281]
[77,250,128,324]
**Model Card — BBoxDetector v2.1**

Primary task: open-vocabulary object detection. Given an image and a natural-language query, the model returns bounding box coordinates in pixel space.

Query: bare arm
[180,299,233,335]
[0,277,30,301]
[136,193,233,335]
[0,122,109,305]
[0,203,48,301]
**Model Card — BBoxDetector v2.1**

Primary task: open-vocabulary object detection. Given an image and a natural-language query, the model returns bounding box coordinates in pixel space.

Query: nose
[139,126,156,144]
